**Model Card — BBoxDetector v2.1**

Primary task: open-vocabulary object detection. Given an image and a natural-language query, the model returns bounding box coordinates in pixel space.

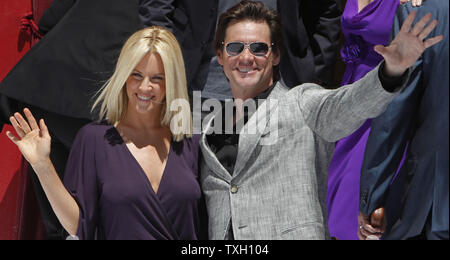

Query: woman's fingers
[39,119,50,139]
[5,131,19,144]
[14,112,32,134]
[7,109,46,139]
[9,116,26,138]
[24,108,39,131]
[412,0,422,7]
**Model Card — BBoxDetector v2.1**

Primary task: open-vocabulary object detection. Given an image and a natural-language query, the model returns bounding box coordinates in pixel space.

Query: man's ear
[273,50,281,66]
[217,50,224,66]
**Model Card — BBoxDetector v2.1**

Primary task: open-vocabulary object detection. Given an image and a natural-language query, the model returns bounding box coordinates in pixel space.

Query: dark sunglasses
[223,41,273,57]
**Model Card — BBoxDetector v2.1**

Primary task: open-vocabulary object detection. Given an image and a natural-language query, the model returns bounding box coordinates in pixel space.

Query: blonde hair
[92,26,192,141]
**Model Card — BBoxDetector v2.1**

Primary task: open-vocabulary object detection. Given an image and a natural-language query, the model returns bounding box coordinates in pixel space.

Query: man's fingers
[400,10,417,34]
[424,35,444,49]
[373,45,388,57]
[418,19,438,41]
[360,226,373,238]
[411,13,432,36]
[24,108,39,130]
[362,223,382,234]
[358,229,367,240]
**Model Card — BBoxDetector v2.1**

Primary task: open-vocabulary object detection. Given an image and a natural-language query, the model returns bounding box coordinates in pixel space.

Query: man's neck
[231,81,274,103]
[229,82,277,126]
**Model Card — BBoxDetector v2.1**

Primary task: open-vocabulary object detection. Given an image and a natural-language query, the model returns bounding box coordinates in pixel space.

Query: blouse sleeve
[63,125,99,240]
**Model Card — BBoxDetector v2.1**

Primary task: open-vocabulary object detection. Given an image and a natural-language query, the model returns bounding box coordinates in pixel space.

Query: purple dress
[63,122,205,240]
[326,0,399,240]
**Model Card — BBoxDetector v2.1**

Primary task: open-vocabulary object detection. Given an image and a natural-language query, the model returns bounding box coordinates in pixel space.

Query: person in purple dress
[5,26,206,240]
[326,0,420,240]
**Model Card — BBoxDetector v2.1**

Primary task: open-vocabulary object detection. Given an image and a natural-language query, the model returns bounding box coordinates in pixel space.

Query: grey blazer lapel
[200,115,233,182]
[233,83,287,177]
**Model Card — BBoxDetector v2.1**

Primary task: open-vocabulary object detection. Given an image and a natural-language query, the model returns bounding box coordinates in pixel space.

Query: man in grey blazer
[199,1,442,240]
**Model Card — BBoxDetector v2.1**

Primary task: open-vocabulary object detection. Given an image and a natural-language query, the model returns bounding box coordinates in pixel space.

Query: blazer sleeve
[38,0,76,35]
[359,7,424,215]
[300,0,342,86]
[297,62,410,143]
[139,0,176,31]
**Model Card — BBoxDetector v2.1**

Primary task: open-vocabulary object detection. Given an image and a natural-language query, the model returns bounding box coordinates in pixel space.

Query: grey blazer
[200,64,408,240]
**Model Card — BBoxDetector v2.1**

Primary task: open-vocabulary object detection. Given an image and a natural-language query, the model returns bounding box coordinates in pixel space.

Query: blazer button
[231,186,238,194]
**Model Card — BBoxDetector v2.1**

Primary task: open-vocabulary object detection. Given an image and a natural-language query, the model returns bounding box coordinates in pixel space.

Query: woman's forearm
[32,158,80,236]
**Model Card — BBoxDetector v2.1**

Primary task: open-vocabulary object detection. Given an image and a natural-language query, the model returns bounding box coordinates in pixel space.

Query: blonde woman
[6,27,205,240]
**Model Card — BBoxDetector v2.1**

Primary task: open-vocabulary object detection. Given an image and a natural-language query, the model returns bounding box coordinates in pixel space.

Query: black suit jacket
[139,0,342,93]
[139,0,218,93]
[278,0,341,88]
[0,0,142,125]
[360,0,449,239]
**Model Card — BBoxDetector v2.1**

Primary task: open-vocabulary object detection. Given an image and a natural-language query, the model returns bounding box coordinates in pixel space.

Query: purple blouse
[327,0,399,240]
[340,0,399,83]
[63,122,205,240]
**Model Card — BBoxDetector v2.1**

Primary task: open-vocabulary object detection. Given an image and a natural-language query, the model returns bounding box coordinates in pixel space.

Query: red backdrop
[0,0,52,240]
